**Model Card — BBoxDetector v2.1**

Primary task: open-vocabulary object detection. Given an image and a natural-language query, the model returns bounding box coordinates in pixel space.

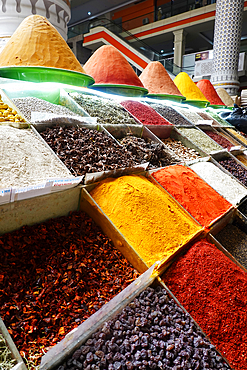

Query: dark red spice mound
[0,211,139,366]
[196,79,225,105]
[162,239,247,370]
[203,130,234,150]
[121,100,173,126]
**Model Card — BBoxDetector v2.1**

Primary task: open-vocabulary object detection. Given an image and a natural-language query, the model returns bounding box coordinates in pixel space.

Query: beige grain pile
[216,88,234,107]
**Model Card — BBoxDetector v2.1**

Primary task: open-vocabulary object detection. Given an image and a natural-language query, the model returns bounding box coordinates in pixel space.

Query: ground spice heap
[0,333,17,370]
[226,128,247,146]
[216,223,247,270]
[177,127,223,153]
[152,165,232,228]
[162,239,247,370]
[0,211,139,367]
[216,88,234,107]
[149,103,193,126]
[120,100,173,126]
[196,79,225,106]
[162,137,201,161]
[0,125,72,189]
[69,93,138,125]
[56,285,230,370]
[139,61,183,96]
[90,175,202,267]
[196,111,221,127]
[175,107,203,124]
[12,97,80,122]
[83,45,144,87]
[236,154,247,167]
[119,135,180,169]
[40,125,138,176]
[173,72,209,101]
[205,110,232,127]
[190,161,247,206]
[218,157,247,188]
[0,15,85,73]
[202,129,235,150]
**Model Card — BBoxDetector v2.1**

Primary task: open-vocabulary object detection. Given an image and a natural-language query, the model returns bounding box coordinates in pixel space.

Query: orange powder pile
[83,45,144,87]
[173,72,208,101]
[0,15,86,73]
[196,79,225,105]
[152,165,232,228]
[139,61,183,96]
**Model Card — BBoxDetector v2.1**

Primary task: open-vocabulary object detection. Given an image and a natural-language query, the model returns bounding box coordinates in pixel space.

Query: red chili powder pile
[139,61,183,96]
[152,165,232,228]
[162,239,247,370]
[83,45,144,87]
[120,100,173,126]
[196,79,225,105]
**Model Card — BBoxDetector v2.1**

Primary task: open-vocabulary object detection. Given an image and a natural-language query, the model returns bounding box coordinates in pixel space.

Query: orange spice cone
[0,15,85,73]
[196,79,225,105]
[83,45,144,87]
[139,61,183,96]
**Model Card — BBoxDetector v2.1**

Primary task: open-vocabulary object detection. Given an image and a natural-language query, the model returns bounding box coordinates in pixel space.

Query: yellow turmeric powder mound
[83,45,144,87]
[173,72,208,101]
[90,175,202,267]
[0,15,86,73]
[139,61,183,96]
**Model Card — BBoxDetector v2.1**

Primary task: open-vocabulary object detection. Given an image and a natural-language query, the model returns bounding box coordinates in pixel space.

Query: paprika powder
[162,239,247,370]
[196,79,225,105]
[120,100,173,126]
[152,165,232,228]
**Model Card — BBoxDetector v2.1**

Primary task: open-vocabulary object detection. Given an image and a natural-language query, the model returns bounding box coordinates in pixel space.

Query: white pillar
[173,29,186,68]
[0,0,71,42]
[211,0,244,95]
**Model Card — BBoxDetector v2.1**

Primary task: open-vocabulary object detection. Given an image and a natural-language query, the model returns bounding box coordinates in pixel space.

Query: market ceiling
[69,0,140,25]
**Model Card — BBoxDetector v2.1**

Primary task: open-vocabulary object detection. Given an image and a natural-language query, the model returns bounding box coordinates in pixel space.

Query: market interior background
[1,1,247,370]
[1,0,247,95]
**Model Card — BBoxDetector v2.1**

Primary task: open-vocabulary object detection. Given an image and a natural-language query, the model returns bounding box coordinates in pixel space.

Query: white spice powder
[0,126,72,189]
[190,161,247,206]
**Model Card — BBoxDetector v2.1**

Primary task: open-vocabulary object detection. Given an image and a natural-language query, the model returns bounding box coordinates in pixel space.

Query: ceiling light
[88,11,91,15]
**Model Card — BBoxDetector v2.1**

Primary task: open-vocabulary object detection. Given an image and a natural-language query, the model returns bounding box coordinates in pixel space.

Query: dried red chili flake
[0,211,139,367]
[162,239,247,370]
[121,100,173,126]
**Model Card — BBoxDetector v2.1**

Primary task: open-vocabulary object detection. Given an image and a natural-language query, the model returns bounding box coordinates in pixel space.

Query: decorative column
[173,29,186,68]
[211,0,244,95]
[0,0,71,51]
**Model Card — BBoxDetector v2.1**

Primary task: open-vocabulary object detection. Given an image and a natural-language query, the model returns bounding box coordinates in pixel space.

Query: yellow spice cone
[174,72,208,101]
[0,15,86,73]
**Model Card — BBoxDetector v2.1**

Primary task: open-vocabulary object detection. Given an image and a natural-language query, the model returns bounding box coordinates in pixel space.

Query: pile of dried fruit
[54,286,230,370]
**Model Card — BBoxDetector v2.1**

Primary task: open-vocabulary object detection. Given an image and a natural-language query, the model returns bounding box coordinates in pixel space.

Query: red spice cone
[196,79,225,105]
[139,61,183,96]
[83,45,144,87]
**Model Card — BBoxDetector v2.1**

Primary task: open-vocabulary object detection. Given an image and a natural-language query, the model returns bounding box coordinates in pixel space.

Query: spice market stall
[1,14,247,370]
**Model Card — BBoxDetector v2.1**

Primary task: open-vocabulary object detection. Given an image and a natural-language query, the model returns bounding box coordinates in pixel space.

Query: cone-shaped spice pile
[0,15,86,73]
[216,88,235,107]
[83,45,144,87]
[139,61,183,96]
[174,72,208,101]
[196,79,225,105]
